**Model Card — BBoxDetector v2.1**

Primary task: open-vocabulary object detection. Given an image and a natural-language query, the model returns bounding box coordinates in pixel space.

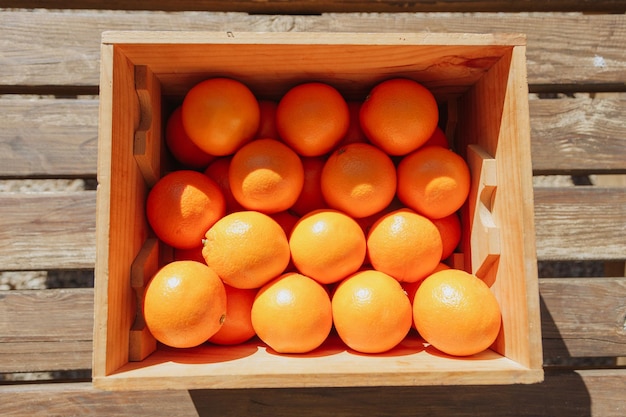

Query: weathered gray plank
[0,289,93,373]
[1,94,625,177]
[540,278,626,359]
[0,97,98,178]
[2,0,626,13]
[0,11,625,88]
[0,370,625,417]
[0,340,92,373]
[530,96,626,174]
[533,187,626,261]
[0,191,96,270]
[0,185,623,270]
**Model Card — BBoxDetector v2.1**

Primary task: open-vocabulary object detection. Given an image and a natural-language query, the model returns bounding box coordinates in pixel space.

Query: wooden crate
[93,31,543,390]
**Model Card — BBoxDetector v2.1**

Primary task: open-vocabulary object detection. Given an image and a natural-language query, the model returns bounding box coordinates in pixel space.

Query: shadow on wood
[187,296,592,416]
[188,370,591,416]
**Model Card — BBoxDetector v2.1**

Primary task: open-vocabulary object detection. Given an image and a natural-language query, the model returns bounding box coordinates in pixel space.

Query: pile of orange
[144,77,501,357]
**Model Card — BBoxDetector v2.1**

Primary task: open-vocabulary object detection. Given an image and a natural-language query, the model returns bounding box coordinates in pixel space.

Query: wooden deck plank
[0,191,96,270]
[0,11,625,89]
[540,278,626,358]
[533,187,626,261]
[2,0,626,13]
[530,96,626,174]
[0,341,92,373]
[0,97,98,178]
[1,370,625,417]
[1,94,625,178]
[2,277,625,374]
[0,289,93,372]
[0,185,623,270]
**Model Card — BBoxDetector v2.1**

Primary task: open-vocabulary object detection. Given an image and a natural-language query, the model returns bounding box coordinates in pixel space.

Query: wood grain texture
[2,0,626,13]
[533,187,626,261]
[0,289,93,373]
[1,277,624,374]
[1,94,625,178]
[530,96,626,174]
[0,97,98,178]
[0,191,96,270]
[0,185,622,271]
[540,278,626,359]
[1,370,625,416]
[0,11,625,89]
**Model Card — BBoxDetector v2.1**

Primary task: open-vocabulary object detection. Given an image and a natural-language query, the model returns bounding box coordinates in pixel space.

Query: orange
[181,77,260,156]
[143,260,226,349]
[209,284,257,345]
[251,272,333,353]
[402,262,450,330]
[289,209,366,285]
[173,245,206,264]
[413,269,502,356]
[203,157,245,213]
[335,101,368,148]
[332,269,412,353]
[202,210,290,289]
[165,106,216,169]
[255,100,280,139]
[269,210,300,237]
[146,170,225,249]
[431,212,462,260]
[359,78,438,155]
[367,208,442,283]
[229,138,304,214]
[290,156,328,216]
[423,126,449,148]
[276,82,350,156]
[397,146,471,219]
[353,197,405,237]
[321,142,397,218]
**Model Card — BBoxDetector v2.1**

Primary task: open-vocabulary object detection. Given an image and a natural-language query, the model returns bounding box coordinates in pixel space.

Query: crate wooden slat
[2,370,626,417]
[1,11,625,89]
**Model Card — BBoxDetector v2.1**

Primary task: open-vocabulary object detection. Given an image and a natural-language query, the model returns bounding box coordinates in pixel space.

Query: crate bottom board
[93,334,542,390]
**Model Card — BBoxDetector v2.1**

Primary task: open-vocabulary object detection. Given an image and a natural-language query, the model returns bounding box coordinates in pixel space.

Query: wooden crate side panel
[457,47,541,370]
[114,35,517,101]
[93,44,150,378]
[496,45,542,370]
